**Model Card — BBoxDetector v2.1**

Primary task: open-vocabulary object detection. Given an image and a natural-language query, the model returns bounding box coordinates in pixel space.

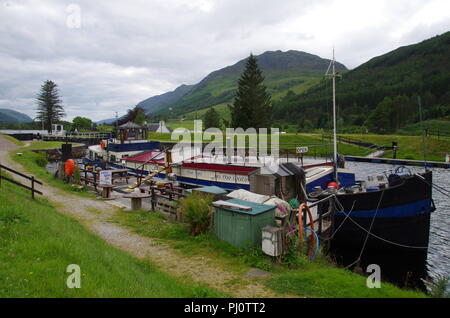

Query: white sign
[296,147,309,154]
[99,170,112,185]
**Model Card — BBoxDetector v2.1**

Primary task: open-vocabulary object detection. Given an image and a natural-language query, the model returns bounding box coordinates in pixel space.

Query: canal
[346,161,450,291]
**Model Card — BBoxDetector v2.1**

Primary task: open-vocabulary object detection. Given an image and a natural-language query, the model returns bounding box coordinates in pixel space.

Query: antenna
[417,96,428,170]
[325,48,342,183]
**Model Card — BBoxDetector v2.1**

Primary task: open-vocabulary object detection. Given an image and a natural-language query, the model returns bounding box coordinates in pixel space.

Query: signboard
[99,170,112,185]
[296,147,309,154]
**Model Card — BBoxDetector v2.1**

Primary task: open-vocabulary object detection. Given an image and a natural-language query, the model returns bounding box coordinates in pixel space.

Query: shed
[147,121,172,133]
[248,162,306,202]
[213,198,275,249]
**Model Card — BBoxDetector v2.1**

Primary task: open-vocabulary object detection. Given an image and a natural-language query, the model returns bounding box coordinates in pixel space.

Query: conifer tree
[35,80,65,133]
[203,107,222,129]
[229,54,272,129]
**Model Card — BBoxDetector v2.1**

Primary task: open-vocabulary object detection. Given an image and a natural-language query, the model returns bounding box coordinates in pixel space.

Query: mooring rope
[343,188,385,269]
[333,195,429,250]
[322,198,356,241]
[414,173,450,199]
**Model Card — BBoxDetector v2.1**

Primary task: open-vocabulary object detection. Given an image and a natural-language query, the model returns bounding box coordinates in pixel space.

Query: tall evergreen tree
[35,80,65,132]
[229,54,272,129]
[203,107,222,129]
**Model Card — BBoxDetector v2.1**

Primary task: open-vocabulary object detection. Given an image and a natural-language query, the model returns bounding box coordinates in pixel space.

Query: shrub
[73,166,81,185]
[35,156,48,167]
[180,192,214,236]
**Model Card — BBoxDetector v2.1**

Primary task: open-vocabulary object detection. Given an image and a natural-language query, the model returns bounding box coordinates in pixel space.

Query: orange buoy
[65,159,75,176]
[327,181,339,189]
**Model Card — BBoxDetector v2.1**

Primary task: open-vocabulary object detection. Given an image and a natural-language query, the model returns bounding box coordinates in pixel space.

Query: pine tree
[229,54,272,129]
[35,80,65,133]
[203,107,222,129]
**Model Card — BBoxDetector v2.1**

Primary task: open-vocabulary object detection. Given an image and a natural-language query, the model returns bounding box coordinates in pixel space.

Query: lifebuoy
[65,159,75,176]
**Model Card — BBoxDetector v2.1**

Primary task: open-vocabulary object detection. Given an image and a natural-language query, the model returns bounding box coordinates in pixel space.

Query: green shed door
[234,213,251,248]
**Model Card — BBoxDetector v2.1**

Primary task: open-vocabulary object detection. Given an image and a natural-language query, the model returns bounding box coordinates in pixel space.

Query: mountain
[96,118,118,125]
[0,108,33,123]
[274,31,450,131]
[138,84,195,114]
[138,50,347,118]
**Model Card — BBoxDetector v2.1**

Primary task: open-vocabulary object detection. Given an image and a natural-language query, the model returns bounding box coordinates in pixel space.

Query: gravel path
[0,136,289,298]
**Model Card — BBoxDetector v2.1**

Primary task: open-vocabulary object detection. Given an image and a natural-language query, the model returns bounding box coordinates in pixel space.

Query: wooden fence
[0,163,43,199]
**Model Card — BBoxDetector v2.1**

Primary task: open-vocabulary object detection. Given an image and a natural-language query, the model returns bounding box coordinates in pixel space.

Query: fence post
[151,187,156,211]
[31,176,35,200]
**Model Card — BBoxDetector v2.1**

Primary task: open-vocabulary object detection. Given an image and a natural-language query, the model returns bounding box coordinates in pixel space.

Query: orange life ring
[65,159,75,176]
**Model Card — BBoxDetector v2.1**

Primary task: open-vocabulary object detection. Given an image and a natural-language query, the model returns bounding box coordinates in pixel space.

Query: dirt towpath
[0,136,290,297]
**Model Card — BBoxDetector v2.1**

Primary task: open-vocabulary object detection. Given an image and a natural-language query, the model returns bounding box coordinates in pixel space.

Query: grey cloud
[0,0,448,121]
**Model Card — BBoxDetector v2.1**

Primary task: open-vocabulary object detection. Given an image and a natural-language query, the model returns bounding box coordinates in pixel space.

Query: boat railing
[299,194,336,238]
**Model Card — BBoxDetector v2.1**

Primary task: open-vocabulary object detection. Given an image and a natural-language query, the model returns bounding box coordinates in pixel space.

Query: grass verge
[0,134,24,147]
[0,175,223,297]
[114,210,426,298]
[10,141,93,198]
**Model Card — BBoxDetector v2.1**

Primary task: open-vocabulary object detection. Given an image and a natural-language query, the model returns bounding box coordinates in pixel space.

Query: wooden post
[318,205,323,236]
[31,176,35,200]
[151,188,156,211]
[302,206,307,241]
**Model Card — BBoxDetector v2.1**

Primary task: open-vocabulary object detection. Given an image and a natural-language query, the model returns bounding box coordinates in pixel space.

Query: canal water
[346,161,450,291]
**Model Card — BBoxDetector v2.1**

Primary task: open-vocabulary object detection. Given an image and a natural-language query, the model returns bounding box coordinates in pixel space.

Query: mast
[325,48,340,183]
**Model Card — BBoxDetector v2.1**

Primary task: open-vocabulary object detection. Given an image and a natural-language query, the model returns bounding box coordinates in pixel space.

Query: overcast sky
[0,0,449,121]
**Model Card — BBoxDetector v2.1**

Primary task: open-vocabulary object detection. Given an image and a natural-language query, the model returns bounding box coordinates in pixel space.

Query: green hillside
[140,50,347,119]
[274,32,450,132]
[138,84,195,114]
[0,108,33,123]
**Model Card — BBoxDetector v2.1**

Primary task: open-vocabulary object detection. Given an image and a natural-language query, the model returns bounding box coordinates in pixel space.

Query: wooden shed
[248,162,306,202]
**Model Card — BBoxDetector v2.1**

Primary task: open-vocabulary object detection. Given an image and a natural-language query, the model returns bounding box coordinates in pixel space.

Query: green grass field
[398,119,450,136]
[149,131,370,158]
[0,176,222,297]
[10,141,93,197]
[339,134,450,162]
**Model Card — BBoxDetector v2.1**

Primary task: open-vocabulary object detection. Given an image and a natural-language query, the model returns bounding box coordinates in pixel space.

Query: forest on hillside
[274,32,450,133]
